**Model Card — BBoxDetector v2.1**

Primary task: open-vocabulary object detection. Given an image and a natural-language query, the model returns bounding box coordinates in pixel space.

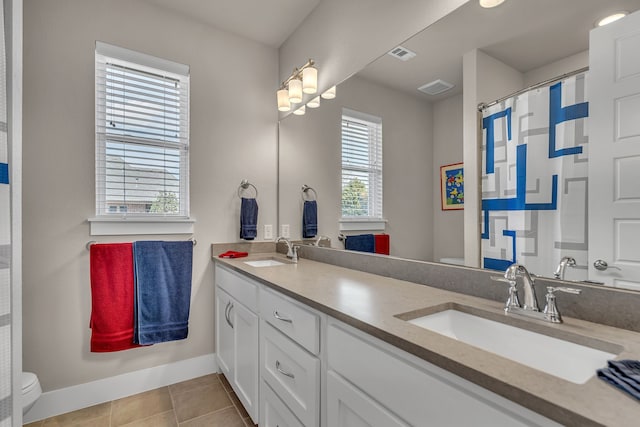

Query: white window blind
[341,108,383,219]
[95,42,190,218]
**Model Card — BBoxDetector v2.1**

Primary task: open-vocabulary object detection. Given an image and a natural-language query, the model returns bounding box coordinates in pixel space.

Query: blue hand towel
[345,234,375,253]
[240,197,258,240]
[133,241,193,345]
[598,360,640,400]
[303,200,318,238]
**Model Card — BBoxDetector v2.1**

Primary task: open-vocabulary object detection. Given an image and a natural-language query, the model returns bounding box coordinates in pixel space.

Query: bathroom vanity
[213,249,640,426]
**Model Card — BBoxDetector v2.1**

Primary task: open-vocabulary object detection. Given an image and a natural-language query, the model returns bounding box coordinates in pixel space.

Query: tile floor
[24,374,257,427]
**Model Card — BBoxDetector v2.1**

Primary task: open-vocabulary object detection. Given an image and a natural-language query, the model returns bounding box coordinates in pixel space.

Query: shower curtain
[0,0,11,424]
[480,72,589,280]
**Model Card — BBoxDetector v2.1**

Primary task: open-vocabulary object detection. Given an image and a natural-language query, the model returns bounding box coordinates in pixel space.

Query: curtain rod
[477,66,589,112]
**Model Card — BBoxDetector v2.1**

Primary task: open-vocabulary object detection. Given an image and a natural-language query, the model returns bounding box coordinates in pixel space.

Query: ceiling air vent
[418,79,455,96]
[387,46,416,61]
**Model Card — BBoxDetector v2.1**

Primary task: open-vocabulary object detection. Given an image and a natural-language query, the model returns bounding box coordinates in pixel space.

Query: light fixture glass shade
[288,78,303,103]
[307,96,320,108]
[597,12,627,27]
[479,0,505,8]
[293,105,306,115]
[321,85,336,100]
[302,66,318,94]
[277,88,291,112]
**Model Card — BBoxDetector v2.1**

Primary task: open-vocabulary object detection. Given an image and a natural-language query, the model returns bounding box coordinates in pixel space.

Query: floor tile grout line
[167,383,180,427]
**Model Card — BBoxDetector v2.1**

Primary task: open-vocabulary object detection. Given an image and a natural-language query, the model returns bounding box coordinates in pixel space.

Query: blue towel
[303,200,318,238]
[133,241,193,345]
[240,197,258,240]
[345,234,375,253]
[598,360,640,400]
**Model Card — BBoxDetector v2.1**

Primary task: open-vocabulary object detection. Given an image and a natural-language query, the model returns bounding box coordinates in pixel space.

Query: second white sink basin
[408,309,618,384]
[244,258,291,267]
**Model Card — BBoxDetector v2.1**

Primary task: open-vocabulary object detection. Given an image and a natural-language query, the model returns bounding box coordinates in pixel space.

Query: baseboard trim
[24,353,218,423]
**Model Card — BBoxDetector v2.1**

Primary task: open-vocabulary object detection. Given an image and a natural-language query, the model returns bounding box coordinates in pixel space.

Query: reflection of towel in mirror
[133,241,193,345]
[240,197,258,240]
[598,360,640,400]
[345,234,375,253]
[303,200,318,238]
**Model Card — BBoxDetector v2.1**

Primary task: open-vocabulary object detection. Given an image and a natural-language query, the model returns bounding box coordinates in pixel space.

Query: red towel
[218,250,249,258]
[374,234,390,255]
[90,243,141,352]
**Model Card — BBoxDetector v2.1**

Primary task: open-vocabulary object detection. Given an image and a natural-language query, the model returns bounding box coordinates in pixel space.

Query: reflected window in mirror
[341,108,383,220]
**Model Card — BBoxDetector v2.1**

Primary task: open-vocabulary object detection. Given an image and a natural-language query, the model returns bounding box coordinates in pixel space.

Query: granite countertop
[214,252,640,426]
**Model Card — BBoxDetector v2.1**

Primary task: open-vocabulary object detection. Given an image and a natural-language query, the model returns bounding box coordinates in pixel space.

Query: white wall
[279,0,469,110]
[432,94,464,262]
[23,0,278,391]
[279,76,434,261]
[524,50,588,87]
[462,49,524,267]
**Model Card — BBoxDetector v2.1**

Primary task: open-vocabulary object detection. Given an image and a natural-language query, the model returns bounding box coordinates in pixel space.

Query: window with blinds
[95,42,190,218]
[341,108,383,219]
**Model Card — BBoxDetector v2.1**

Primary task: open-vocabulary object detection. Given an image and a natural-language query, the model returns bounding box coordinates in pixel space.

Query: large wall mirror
[278,0,640,286]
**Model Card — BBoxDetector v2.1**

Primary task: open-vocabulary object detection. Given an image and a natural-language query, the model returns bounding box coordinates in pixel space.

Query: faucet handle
[491,276,521,311]
[543,286,581,323]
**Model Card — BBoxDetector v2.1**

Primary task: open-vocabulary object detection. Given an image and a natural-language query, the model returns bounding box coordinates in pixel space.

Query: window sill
[88,217,195,236]
[339,218,387,231]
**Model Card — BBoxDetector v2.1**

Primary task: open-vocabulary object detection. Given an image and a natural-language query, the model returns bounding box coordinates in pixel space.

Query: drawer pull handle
[275,360,295,379]
[273,311,293,323]
[225,301,234,329]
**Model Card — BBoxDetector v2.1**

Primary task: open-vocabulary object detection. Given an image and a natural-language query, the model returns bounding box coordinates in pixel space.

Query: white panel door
[589,10,640,288]
[215,287,234,376]
[231,299,259,423]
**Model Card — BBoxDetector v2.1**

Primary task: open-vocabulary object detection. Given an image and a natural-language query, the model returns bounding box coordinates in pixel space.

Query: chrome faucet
[276,237,298,262]
[504,264,539,311]
[553,256,576,280]
[492,263,581,323]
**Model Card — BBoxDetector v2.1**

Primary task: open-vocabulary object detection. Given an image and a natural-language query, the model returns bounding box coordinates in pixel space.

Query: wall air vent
[418,79,455,96]
[387,46,416,61]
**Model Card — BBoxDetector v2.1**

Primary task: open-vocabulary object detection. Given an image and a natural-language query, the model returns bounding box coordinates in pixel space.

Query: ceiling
[357,0,640,102]
[143,0,321,48]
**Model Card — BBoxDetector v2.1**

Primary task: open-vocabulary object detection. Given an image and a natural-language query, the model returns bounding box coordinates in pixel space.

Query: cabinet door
[327,371,408,427]
[215,286,234,377]
[231,300,259,423]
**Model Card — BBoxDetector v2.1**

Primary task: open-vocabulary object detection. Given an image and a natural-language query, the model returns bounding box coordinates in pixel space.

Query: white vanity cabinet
[259,287,321,427]
[214,265,259,424]
[327,319,561,427]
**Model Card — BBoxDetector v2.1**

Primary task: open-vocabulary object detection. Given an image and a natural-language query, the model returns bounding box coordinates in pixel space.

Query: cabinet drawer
[261,321,320,427]
[215,264,258,312]
[260,287,320,354]
[261,380,304,427]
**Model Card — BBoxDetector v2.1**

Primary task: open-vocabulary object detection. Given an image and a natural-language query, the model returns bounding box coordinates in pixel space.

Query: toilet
[22,372,42,414]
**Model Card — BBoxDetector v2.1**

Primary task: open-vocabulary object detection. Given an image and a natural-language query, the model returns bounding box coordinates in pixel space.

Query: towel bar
[86,239,197,251]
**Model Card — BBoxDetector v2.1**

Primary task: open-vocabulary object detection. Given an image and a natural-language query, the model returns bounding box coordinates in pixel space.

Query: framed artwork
[440,162,464,210]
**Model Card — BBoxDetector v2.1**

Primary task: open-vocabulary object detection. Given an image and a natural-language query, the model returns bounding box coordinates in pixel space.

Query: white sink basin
[408,309,618,384]
[244,258,289,267]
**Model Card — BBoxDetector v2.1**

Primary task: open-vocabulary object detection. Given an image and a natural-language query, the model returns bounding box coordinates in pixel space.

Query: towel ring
[301,184,318,201]
[238,179,258,199]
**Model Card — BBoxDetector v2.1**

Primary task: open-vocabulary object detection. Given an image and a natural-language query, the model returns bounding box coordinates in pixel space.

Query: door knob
[594,260,621,271]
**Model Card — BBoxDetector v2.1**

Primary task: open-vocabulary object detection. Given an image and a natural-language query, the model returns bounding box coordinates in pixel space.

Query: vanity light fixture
[293,105,306,115]
[321,85,337,99]
[596,11,628,27]
[479,0,505,8]
[307,96,321,108]
[277,59,317,112]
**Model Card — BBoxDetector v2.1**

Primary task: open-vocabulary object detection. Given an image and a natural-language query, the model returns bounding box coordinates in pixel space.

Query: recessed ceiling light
[596,12,628,27]
[479,0,505,8]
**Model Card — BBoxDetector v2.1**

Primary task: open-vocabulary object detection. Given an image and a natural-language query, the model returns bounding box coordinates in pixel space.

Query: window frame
[89,42,193,236]
[340,108,385,230]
